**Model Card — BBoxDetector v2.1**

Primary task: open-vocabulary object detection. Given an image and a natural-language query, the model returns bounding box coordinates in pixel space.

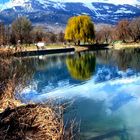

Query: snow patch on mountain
[0,0,140,25]
[53,2,66,10]
[2,0,140,7]
[115,9,135,14]
[83,3,101,16]
[0,0,139,12]
[49,0,140,5]
[0,0,33,11]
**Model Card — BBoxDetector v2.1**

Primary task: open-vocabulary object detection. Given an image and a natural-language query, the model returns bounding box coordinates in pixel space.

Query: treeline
[95,17,140,44]
[0,17,64,46]
[0,16,140,47]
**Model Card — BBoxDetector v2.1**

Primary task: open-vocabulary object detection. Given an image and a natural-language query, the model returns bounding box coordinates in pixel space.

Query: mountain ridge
[0,0,140,25]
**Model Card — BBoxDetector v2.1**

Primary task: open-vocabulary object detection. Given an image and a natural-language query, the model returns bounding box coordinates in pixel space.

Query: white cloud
[20,75,140,103]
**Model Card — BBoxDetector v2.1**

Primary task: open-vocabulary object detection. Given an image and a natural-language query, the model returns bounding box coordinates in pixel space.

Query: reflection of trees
[66,53,96,81]
[33,55,70,71]
[95,49,140,71]
[116,49,140,71]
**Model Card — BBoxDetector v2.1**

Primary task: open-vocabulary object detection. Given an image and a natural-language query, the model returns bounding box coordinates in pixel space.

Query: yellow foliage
[66,53,96,80]
[65,15,95,44]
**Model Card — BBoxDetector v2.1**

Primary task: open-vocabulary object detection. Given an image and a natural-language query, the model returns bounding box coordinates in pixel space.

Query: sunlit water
[17,49,140,140]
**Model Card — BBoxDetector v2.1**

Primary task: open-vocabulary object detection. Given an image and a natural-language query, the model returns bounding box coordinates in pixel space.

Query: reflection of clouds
[94,65,139,83]
[20,75,140,139]
[115,98,140,140]
[109,93,135,111]
[21,76,140,107]
[110,77,138,85]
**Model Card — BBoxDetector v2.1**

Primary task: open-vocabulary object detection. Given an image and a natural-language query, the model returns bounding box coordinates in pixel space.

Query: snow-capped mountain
[0,0,140,25]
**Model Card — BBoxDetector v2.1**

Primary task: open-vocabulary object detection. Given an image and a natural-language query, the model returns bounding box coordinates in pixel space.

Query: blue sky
[0,0,9,4]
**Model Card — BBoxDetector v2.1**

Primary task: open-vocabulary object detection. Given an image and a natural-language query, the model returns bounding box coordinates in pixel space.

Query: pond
[17,49,140,140]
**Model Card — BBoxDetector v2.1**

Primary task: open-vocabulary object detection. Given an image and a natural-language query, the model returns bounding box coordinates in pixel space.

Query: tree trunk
[78,40,80,46]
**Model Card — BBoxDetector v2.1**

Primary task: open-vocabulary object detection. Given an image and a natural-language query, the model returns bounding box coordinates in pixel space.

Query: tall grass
[0,56,77,140]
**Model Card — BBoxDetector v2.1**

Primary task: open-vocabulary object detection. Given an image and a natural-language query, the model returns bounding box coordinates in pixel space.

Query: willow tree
[65,15,95,45]
[66,53,96,81]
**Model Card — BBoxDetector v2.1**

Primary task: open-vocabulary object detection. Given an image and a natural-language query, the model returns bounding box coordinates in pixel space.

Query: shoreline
[14,47,75,57]
[0,43,140,57]
[108,42,140,50]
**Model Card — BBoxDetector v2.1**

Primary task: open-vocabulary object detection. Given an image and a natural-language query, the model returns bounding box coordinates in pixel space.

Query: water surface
[18,49,140,140]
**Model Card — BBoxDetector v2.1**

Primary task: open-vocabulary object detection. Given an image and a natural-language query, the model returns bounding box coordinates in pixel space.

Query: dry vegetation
[95,17,140,44]
[0,48,14,58]
[0,57,77,140]
[0,104,75,140]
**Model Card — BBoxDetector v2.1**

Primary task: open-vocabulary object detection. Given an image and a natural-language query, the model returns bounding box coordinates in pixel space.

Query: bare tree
[57,31,65,43]
[11,17,32,44]
[116,20,131,42]
[0,22,5,46]
[95,30,103,44]
[102,26,113,43]
[49,32,57,43]
[31,26,46,43]
[129,17,140,42]
[5,25,11,46]
[95,26,113,44]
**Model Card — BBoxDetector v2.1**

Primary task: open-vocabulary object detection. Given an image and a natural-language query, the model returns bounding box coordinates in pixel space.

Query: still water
[18,49,140,140]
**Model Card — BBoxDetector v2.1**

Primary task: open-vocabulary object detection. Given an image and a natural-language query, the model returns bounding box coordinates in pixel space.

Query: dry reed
[0,104,74,140]
[0,56,77,140]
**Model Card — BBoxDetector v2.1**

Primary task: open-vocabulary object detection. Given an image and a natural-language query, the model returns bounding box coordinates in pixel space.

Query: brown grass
[0,56,77,140]
[0,104,74,140]
[0,58,23,111]
[0,48,14,58]
[0,80,21,112]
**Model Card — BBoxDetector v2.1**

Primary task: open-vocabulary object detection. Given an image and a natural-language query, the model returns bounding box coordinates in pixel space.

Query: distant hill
[0,0,140,26]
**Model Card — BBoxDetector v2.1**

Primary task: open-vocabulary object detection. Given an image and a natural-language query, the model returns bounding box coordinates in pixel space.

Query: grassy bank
[0,44,88,55]
[109,42,140,50]
[22,43,87,52]
[1,42,140,56]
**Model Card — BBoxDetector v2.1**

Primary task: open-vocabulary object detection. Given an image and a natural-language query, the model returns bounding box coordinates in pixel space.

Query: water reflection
[15,49,140,140]
[96,49,140,71]
[66,53,96,81]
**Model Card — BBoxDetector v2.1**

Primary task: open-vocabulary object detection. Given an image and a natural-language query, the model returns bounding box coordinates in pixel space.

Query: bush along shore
[0,57,77,140]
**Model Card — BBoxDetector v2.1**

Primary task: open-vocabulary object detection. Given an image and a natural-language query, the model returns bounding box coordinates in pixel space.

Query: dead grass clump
[0,48,14,58]
[0,57,35,111]
[0,57,77,140]
[0,79,22,112]
[0,104,74,140]
[0,58,22,111]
